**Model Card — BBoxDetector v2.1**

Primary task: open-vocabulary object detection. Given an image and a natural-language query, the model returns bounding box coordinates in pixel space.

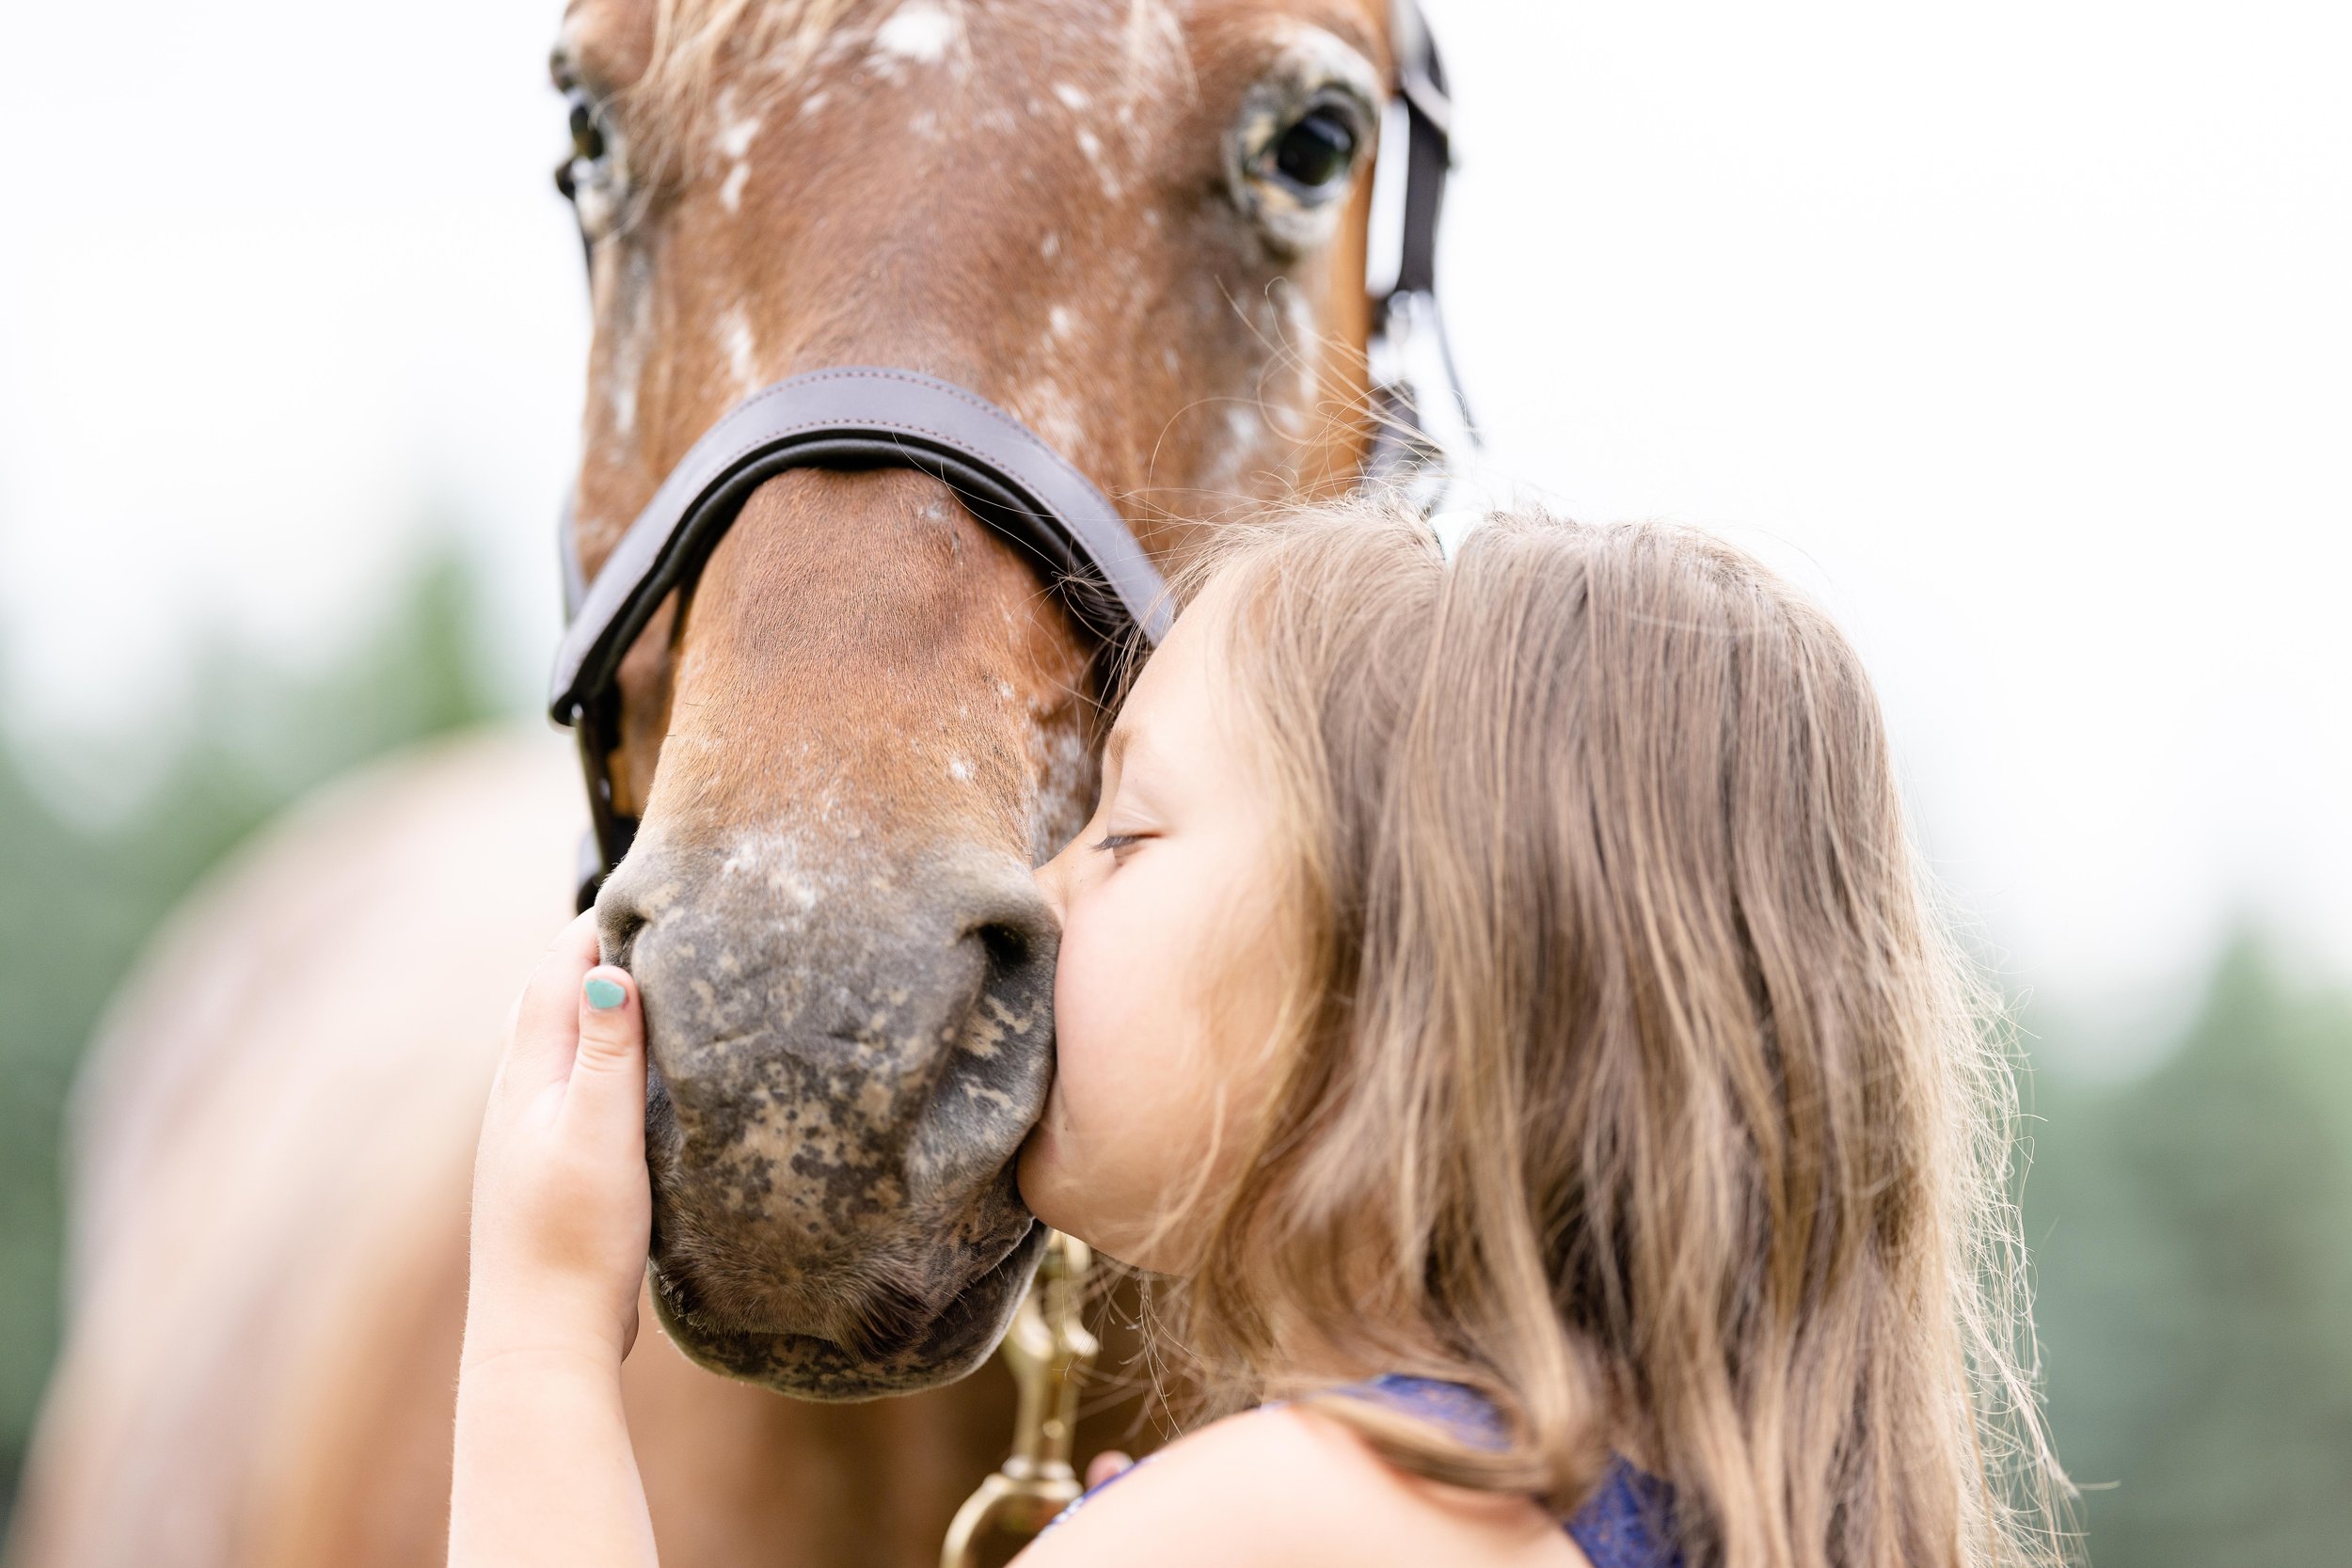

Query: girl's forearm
[449,1345,657,1568]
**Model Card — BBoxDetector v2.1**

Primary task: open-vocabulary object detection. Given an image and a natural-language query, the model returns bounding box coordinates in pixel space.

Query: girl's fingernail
[583,975,628,1011]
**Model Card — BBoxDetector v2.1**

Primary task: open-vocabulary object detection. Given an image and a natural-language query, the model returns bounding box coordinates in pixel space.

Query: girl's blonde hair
[1153,498,2066,1568]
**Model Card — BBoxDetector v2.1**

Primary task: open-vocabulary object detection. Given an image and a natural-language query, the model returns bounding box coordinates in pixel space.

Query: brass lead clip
[940,1230,1100,1568]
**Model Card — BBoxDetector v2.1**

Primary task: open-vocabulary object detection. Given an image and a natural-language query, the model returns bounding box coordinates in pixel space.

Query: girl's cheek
[1055,879,1165,1065]
[1045,920,1132,1137]
[1053,910,1174,1119]
[1050,918,1109,1078]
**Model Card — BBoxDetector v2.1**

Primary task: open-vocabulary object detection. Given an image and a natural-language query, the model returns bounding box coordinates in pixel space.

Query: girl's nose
[1032,843,1073,922]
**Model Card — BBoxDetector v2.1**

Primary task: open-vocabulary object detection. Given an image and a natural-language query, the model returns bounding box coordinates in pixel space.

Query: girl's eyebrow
[1101,724,1168,806]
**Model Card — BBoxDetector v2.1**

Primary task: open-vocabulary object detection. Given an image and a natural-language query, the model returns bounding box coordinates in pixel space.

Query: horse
[7,1,1460,1562]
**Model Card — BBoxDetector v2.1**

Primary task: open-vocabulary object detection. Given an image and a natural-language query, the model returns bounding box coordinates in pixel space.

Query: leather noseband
[548,368,1172,897]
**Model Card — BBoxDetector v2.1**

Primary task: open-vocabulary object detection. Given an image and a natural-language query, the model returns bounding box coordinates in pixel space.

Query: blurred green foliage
[2023,940,2352,1563]
[0,554,2347,1561]
[0,549,504,1522]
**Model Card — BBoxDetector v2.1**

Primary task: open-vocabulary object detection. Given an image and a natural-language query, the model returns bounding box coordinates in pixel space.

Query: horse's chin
[645,1222,1046,1401]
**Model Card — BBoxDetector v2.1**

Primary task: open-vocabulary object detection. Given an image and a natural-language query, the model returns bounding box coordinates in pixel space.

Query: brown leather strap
[1367,0,1473,478]
[548,367,1175,901]
[1387,0,1452,304]
[550,366,1171,727]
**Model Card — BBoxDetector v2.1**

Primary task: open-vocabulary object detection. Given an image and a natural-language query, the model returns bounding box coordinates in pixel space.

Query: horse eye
[1269,106,1358,193]
[569,99,608,166]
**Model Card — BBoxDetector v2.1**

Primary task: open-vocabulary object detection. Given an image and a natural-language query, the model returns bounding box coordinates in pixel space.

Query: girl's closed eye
[1092,831,1151,859]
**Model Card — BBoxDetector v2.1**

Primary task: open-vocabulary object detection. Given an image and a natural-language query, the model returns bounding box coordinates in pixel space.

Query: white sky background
[0,1,2345,1053]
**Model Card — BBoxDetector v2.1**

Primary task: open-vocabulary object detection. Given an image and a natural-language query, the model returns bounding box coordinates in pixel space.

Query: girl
[452,500,2065,1568]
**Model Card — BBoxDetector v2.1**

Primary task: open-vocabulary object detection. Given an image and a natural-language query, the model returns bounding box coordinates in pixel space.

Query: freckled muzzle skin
[600,839,1060,1400]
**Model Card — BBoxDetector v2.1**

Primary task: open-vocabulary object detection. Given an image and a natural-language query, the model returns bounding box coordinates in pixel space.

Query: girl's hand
[463,911,651,1369]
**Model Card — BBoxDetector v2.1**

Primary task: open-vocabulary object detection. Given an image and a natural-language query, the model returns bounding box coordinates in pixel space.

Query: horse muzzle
[598,831,1057,1398]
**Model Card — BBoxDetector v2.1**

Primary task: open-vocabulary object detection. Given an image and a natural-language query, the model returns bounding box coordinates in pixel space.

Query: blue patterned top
[1346,1377,1682,1568]
[1042,1375,1682,1568]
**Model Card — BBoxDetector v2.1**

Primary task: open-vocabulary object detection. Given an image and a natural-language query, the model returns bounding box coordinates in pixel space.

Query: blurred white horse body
[12,731,571,1565]
[7,728,1010,1567]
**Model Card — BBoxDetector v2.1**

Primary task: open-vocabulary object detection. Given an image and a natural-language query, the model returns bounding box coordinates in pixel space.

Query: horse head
[552,0,1433,1398]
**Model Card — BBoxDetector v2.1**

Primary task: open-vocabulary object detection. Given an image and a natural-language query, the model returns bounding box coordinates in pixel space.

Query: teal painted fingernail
[583,975,627,1011]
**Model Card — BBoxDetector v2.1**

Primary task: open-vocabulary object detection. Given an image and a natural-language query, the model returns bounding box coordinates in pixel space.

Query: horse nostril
[973,919,1032,975]
[960,883,1063,1006]
[962,888,1058,992]
[592,876,649,969]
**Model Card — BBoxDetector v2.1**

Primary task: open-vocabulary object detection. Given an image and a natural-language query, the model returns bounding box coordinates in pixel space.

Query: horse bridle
[550,0,1470,911]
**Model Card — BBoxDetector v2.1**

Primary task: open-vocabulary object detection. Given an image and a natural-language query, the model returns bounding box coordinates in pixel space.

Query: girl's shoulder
[1018,1402,1584,1568]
